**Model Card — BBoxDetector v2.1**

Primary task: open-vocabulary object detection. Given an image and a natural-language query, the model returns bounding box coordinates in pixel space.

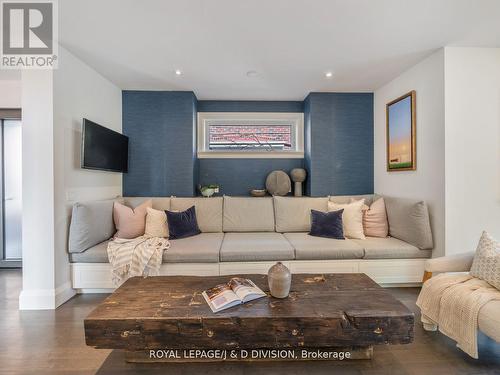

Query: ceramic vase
[267,262,291,298]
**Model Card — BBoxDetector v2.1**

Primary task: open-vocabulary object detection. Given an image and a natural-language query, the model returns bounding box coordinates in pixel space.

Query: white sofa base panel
[71,258,425,293]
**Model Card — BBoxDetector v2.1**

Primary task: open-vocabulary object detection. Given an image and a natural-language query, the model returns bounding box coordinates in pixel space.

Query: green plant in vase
[199,184,220,197]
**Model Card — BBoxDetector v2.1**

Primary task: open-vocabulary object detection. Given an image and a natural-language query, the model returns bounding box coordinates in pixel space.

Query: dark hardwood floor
[1,269,499,375]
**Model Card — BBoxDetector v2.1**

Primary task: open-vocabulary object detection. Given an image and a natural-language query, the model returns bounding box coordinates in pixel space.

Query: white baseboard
[55,281,77,307]
[19,281,76,310]
[71,259,425,292]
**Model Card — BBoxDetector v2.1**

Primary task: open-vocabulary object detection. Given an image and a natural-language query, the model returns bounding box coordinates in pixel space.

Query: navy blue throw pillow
[166,206,201,240]
[309,209,345,239]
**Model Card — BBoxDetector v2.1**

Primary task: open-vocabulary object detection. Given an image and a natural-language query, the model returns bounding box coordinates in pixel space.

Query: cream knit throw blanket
[416,273,500,358]
[107,236,170,286]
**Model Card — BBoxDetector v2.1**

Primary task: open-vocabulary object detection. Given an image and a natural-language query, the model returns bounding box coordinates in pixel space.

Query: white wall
[374,49,446,257]
[20,47,122,309]
[0,79,22,108]
[52,47,122,291]
[444,47,500,254]
[19,70,56,309]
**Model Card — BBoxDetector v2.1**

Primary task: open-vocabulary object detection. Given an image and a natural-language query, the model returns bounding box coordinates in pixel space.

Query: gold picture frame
[386,90,416,171]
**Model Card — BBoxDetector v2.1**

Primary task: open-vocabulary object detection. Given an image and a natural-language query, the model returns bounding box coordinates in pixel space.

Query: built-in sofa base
[71,258,425,293]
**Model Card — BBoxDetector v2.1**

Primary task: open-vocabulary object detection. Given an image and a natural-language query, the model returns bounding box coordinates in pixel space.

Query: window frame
[197,112,304,159]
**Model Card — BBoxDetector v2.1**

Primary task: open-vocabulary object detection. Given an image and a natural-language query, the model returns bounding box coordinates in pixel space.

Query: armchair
[422,251,500,344]
[422,252,475,282]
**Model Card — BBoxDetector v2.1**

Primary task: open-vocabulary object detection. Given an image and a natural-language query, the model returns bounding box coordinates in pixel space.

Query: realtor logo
[1,0,58,68]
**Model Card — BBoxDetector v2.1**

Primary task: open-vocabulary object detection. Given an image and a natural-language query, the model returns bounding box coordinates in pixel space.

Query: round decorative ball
[290,168,307,182]
[265,170,291,196]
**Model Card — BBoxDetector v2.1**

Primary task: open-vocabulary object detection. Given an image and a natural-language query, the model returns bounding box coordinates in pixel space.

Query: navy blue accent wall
[199,158,304,196]
[304,93,374,196]
[122,94,373,197]
[196,100,304,196]
[122,91,197,196]
[198,100,303,113]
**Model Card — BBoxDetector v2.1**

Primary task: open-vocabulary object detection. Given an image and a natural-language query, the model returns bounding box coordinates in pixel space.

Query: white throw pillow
[470,231,500,290]
[145,207,169,238]
[328,199,366,240]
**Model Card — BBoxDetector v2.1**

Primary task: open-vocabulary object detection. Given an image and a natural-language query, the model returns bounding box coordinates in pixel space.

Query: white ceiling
[59,0,500,100]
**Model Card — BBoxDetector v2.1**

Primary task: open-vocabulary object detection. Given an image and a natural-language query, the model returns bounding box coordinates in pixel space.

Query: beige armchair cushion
[424,252,475,273]
[478,300,500,342]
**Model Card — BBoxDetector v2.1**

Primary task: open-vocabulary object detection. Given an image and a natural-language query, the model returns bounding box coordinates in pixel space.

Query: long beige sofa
[68,194,434,291]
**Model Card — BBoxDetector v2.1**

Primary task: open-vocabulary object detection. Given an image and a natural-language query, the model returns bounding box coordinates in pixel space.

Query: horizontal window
[197,112,304,159]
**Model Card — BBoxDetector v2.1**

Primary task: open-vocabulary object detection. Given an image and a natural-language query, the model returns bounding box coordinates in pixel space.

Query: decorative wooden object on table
[84,273,414,362]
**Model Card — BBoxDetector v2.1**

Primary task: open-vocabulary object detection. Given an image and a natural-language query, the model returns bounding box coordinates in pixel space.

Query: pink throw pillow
[113,200,152,239]
[350,197,388,238]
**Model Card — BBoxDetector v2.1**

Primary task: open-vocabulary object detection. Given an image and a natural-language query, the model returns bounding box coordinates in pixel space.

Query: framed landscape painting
[386,91,416,171]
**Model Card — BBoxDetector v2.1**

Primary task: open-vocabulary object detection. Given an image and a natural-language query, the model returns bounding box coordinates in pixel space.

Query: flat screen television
[81,119,128,173]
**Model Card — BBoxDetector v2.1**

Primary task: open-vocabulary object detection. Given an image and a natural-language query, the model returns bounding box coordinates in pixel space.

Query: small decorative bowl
[250,189,267,197]
[201,188,215,197]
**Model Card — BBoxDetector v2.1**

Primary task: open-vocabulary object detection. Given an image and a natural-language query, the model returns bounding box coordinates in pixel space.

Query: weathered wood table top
[85,273,413,354]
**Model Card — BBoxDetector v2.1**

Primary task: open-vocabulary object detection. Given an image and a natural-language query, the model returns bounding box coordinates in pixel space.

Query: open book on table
[202,277,267,313]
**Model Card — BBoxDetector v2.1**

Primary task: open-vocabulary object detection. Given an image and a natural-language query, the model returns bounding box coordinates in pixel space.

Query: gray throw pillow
[68,198,121,253]
[383,196,433,250]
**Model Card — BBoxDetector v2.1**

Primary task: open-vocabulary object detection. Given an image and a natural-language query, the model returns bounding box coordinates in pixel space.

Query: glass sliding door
[3,120,22,260]
[0,116,22,267]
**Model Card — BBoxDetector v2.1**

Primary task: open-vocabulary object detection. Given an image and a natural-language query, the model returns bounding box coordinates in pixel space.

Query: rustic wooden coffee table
[84,273,413,362]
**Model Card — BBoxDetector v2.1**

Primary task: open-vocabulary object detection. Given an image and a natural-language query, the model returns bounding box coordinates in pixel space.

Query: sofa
[68,194,434,291]
[424,253,500,344]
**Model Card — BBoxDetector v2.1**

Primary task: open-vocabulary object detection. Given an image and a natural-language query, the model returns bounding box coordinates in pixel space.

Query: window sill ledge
[197,151,304,159]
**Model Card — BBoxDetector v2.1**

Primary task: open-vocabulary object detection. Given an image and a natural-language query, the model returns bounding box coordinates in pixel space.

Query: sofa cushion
[69,240,109,263]
[384,196,433,250]
[284,232,364,260]
[478,300,500,342]
[165,233,223,263]
[329,194,375,206]
[223,197,275,232]
[123,197,171,211]
[69,234,224,264]
[171,197,223,233]
[353,237,431,259]
[274,197,328,232]
[220,232,294,262]
[68,198,121,253]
